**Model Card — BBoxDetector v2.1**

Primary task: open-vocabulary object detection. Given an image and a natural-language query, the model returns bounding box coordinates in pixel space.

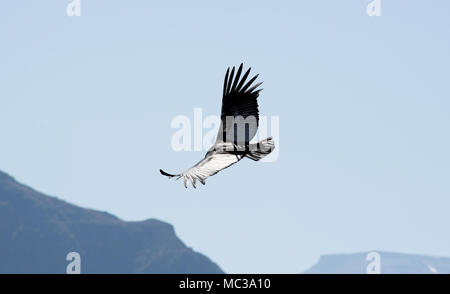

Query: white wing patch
[178,152,243,188]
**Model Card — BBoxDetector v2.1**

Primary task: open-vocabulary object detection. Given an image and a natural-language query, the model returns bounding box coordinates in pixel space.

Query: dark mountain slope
[0,170,223,274]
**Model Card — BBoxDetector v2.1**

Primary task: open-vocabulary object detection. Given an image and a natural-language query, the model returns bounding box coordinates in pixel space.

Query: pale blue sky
[1,1,449,273]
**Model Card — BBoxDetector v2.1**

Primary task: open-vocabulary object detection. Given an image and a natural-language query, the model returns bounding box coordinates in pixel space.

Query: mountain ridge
[304,251,450,274]
[0,169,223,274]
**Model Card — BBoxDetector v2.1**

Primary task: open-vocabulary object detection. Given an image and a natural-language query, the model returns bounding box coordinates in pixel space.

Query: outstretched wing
[160,152,243,188]
[217,63,263,144]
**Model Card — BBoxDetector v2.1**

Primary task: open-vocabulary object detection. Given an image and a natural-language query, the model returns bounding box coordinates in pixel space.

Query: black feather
[159,169,177,178]
[240,74,259,93]
[235,67,251,92]
[223,67,229,98]
[226,66,235,95]
[231,63,243,92]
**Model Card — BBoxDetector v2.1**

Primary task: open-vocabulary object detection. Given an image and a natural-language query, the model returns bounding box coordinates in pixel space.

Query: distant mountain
[304,251,450,274]
[0,170,223,274]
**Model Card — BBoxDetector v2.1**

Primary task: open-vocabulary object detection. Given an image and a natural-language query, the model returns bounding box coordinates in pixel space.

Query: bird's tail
[246,137,275,161]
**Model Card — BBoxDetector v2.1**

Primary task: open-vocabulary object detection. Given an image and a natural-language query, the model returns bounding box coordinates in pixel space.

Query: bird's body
[160,64,275,188]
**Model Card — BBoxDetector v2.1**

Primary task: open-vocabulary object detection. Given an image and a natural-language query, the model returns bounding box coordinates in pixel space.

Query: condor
[160,64,275,188]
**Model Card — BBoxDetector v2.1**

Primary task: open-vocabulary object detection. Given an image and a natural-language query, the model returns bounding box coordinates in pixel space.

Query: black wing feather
[231,63,243,92]
[219,64,263,144]
[235,67,251,92]
[223,67,229,98]
[225,66,235,95]
[159,169,178,178]
[240,74,259,93]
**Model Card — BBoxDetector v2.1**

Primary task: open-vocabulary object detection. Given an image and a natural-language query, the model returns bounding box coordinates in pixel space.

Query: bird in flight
[160,64,275,188]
